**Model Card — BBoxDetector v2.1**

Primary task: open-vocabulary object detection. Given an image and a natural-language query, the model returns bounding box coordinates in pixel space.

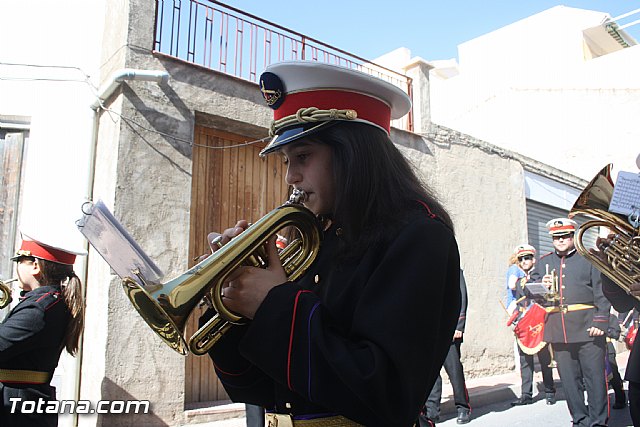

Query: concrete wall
[79,0,273,424]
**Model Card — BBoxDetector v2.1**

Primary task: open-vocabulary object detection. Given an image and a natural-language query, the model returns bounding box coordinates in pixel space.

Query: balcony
[153,0,413,131]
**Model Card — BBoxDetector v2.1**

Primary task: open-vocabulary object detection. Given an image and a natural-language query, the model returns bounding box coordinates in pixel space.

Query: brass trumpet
[122,190,322,355]
[544,266,561,305]
[570,164,640,301]
[0,278,17,309]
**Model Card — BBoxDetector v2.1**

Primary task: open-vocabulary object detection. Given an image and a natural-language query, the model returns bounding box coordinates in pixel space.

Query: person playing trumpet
[539,218,610,427]
[197,61,461,427]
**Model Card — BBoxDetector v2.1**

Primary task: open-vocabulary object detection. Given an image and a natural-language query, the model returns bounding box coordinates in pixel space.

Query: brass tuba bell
[122,189,322,355]
[569,164,640,301]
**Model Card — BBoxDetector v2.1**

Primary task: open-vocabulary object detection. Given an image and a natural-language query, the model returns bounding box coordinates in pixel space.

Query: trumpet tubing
[123,192,322,355]
[543,266,560,304]
[189,237,307,356]
[574,220,640,302]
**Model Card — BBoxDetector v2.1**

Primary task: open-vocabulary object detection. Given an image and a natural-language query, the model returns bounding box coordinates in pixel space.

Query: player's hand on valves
[210,220,250,252]
[589,234,615,264]
[587,327,605,337]
[542,274,553,288]
[194,221,250,263]
[220,234,287,320]
[629,281,640,299]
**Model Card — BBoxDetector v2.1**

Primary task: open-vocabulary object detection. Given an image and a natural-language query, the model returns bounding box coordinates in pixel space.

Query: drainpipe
[71,68,168,427]
[90,68,170,110]
[87,68,169,199]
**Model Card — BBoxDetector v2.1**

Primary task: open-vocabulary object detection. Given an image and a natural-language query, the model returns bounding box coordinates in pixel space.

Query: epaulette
[35,291,63,311]
[539,252,553,260]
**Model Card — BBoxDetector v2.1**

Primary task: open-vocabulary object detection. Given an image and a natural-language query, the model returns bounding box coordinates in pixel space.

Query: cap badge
[553,220,563,227]
[259,72,284,109]
[15,249,32,257]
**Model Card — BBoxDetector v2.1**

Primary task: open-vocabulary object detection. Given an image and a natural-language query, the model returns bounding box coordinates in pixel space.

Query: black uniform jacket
[204,208,461,427]
[602,275,640,382]
[539,250,610,344]
[0,285,69,425]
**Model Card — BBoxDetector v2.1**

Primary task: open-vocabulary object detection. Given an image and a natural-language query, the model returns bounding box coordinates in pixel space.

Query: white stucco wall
[427,5,640,181]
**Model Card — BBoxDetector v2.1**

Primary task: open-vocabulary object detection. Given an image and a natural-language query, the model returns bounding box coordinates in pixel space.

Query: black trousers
[518,343,555,399]
[629,380,640,426]
[553,339,608,427]
[0,384,57,427]
[423,341,469,420]
[606,341,625,405]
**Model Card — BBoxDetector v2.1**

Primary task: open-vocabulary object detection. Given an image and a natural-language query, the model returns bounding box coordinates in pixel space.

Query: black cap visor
[259,121,338,156]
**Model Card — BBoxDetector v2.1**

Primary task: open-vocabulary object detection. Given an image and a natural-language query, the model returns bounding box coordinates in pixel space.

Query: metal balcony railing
[153,0,413,131]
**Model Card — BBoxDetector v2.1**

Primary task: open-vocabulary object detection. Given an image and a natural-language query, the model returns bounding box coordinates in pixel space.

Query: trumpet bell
[0,279,15,309]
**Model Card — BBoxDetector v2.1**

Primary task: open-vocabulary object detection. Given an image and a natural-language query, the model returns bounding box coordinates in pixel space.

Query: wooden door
[0,131,25,280]
[185,125,289,405]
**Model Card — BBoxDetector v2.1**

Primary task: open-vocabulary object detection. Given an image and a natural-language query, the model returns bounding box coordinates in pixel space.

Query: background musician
[0,230,86,427]
[510,244,556,406]
[420,269,471,426]
[540,218,610,427]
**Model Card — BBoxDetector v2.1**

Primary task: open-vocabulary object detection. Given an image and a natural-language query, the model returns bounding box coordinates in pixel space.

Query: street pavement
[184,350,634,426]
[435,349,633,426]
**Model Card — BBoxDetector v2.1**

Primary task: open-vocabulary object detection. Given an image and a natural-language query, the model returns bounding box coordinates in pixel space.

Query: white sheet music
[76,200,164,286]
[609,171,640,217]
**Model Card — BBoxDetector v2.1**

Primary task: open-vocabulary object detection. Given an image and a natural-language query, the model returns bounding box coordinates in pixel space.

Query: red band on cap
[19,240,76,265]
[274,90,392,133]
[550,225,575,233]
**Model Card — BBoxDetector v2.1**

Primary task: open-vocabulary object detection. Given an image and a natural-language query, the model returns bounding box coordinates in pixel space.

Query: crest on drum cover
[528,322,543,337]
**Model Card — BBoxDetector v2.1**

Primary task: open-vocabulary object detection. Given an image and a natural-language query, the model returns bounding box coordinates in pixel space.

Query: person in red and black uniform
[510,244,556,406]
[199,61,461,427]
[419,269,471,426]
[540,218,610,427]
[0,231,86,427]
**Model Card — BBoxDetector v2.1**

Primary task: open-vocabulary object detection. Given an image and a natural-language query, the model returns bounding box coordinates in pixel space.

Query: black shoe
[456,408,471,424]
[613,400,627,409]
[545,393,556,405]
[510,397,533,406]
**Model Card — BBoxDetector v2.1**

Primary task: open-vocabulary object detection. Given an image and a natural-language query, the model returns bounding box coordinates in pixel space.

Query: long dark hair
[313,121,453,258]
[36,258,85,356]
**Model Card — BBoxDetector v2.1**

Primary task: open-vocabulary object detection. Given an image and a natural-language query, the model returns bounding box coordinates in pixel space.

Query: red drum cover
[626,324,638,350]
[514,303,547,355]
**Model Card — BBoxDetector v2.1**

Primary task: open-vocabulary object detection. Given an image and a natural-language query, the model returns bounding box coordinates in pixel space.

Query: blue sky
[218,1,639,61]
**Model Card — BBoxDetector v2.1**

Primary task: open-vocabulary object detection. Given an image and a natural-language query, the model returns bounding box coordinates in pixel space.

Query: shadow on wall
[97,377,169,426]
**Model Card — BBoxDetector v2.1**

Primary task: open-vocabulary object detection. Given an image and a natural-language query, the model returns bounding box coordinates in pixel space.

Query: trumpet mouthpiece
[287,189,308,205]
